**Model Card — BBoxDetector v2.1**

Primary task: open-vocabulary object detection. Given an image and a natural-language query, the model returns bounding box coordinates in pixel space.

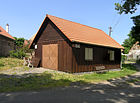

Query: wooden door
[42,44,58,70]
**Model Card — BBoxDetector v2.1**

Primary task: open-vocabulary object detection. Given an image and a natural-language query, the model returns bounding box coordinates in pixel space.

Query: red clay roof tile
[0,26,14,40]
[48,15,123,49]
[30,15,123,49]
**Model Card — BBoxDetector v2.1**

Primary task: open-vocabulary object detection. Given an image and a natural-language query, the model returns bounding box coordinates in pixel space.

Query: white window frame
[35,45,38,49]
[85,48,93,61]
[108,50,115,61]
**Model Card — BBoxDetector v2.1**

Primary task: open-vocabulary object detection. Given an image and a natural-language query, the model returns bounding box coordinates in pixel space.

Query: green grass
[0,63,138,92]
[124,60,136,64]
[81,64,138,82]
[0,57,23,71]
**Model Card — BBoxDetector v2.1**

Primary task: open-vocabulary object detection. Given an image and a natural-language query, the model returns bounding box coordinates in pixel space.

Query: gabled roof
[0,26,15,40]
[31,15,124,49]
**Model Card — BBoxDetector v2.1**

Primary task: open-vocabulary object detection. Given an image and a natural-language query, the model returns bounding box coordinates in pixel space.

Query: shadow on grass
[122,64,139,71]
[0,63,140,103]
[0,70,140,103]
[0,73,66,92]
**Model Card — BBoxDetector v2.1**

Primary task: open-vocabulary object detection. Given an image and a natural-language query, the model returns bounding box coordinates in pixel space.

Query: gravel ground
[0,67,69,77]
[0,67,47,75]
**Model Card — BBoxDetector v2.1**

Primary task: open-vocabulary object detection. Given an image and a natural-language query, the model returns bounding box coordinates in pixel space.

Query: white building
[127,41,140,60]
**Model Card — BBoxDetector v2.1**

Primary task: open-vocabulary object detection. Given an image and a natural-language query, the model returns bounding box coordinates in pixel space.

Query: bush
[121,55,126,64]
[10,37,34,59]
[10,48,26,59]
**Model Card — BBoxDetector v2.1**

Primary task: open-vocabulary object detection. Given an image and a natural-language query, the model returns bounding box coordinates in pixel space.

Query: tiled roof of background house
[0,26,15,40]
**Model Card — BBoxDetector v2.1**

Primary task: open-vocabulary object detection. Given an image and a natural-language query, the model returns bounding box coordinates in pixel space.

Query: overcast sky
[0,0,139,44]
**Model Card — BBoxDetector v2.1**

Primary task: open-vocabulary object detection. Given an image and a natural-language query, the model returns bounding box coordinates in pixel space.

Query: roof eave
[0,34,15,41]
[29,15,48,49]
[71,40,124,49]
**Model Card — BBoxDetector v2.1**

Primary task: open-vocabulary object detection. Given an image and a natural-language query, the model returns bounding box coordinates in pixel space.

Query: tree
[122,32,136,54]
[115,0,140,43]
[10,37,30,59]
[115,0,140,14]
[131,15,140,43]
[14,37,25,48]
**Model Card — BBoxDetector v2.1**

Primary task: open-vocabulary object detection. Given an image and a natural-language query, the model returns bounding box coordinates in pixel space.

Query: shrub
[10,48,26,59]
[9,37,32,59]
[121,55,126,64]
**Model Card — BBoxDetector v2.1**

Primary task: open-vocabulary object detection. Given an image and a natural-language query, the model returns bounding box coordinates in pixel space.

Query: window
[85,48,93,61]
[108,50,115,61]
[35,45,38,49]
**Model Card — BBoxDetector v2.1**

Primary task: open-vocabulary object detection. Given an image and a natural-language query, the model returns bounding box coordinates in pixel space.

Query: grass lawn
[81,64,138,82]
[0,57,23,71]
[124,60,136,64]
[0,57,138,92]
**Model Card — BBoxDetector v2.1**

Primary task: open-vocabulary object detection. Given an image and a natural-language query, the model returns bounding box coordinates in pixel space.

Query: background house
[23,34,36,47]
[30,15,123,73]
[0,24,15,56]
[127,41,140,60]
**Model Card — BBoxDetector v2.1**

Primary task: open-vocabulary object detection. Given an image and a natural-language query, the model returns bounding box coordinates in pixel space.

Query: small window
[85,48,93,61]
[108,50,115,61]
[35,45,37,49]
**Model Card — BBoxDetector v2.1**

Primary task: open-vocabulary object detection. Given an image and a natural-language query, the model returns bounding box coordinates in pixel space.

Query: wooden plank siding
[71,43,121,73]
[0,35,14,57]
[33,18,121,73]
[58,41,72,72]
[34,19,72,72]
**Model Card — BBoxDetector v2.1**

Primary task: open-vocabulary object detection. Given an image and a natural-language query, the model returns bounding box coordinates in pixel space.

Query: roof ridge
[47,14,104,32]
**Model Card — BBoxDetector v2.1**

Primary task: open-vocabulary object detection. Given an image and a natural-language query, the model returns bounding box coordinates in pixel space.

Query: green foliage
[121,55,126,63]
[115,0,140,14]
[14,37,25,48]
[131,15,140,43]
[115,3,123,14]
[10,49,26,59]
[122,32,136,54]
[115,0,140,44]
[10,37,32,58]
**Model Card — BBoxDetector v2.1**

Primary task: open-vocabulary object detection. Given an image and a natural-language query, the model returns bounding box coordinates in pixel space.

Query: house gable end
[30,17,71,49]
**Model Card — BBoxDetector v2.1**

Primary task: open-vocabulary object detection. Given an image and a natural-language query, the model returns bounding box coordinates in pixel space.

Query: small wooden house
[0,25,15,56]
[30,15,123,73]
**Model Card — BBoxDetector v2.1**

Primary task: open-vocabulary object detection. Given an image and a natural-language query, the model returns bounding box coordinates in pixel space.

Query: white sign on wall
[75,44,80,48]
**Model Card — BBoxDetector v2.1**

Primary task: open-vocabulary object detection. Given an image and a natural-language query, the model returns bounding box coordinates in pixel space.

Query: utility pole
[109,26,112,36]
